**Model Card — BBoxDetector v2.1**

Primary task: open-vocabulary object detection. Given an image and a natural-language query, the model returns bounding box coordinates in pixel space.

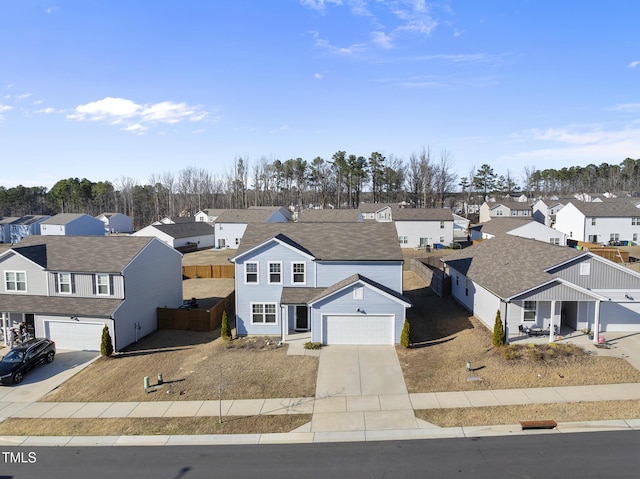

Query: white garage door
[324,315,394,345]
[45,321,104,351]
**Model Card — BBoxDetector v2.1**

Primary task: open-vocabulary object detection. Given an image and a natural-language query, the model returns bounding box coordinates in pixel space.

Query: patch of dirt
[398,271,640,392]
[182,278,234,310]
[182,248,236,266]
[42,332,318,402]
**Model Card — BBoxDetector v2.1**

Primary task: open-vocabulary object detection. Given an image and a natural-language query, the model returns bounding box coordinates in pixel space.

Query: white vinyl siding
[4,271,26,292]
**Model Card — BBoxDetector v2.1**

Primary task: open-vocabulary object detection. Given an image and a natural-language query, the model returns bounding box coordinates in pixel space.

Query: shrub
[525,347,544,361]
[492,310,505,347]
[100,325,113,357]
[400,320,411,348]
[501,344,521,360]
[304,341,322,350]
[220,310,231,341]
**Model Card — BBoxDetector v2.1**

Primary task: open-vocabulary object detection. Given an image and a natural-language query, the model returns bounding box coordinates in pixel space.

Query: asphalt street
[3,430,640,479]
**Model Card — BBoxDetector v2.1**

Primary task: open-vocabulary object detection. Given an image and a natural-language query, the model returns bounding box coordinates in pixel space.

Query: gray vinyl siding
[234,241,314,336]
[47,272,124,298]
[510,282,598,302]
[316,261,402,291]
[0,251,47,295]
[310,283,406,344]
[550,257,640,290]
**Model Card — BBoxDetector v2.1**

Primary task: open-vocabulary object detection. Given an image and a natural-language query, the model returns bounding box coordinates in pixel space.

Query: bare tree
[433,149,457,208]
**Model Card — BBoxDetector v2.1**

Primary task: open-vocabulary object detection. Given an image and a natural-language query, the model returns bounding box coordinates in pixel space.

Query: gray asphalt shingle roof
[215,208,288,224]
[151,222,214,239]
[0,294,122,317]
[235,222,403,261]
[392,208,454,221]
[41,213,96,225]
[297,209,361,223]
[441,235,583,298]
[11,235,157,273]
[472,218,533,236]
[569,201,640,217]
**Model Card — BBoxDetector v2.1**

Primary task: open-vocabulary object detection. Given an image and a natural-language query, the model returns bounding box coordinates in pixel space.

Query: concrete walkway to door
[309,346,423,434]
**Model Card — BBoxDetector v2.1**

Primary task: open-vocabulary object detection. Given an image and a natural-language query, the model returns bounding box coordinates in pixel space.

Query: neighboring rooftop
[297,209,362,223]
[568,201,640,217]
[215,207,289,224]
[41,213,96,225]
[471,218,533,236]
[149,222,214,239]
[392,207,454,221]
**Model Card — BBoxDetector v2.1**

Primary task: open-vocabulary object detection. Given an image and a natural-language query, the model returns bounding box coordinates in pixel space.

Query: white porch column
[280,305,286,344]
[593,300,601,344]
[1,312,6,347]
[549,300,556,343]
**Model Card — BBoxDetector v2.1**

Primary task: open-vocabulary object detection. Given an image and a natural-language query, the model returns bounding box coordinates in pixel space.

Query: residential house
[297,209,363,223]
[96,212,133,234]
[0,236,182,351]
[132,222,215,250]
[478,201,532,223]
[359,203,394,222]
[442,235,640,342]
[532,199,565,227]
[452,213,470,240]
[194,209,226,225]
[7,215,50,244]
[229,222,411,345]
[40,213,105,237]
[394,208,454,248]
[470,218,567,246]
[0,217,20,243]
[213,207,290,249]
[153,216,195,226]
[554,201,640,245]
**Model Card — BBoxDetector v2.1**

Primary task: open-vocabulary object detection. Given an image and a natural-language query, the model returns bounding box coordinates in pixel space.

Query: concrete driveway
[0,350,99,403]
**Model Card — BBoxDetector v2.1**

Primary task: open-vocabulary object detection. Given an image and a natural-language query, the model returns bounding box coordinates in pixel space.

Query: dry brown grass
[0,415,311,436]
[398,270,640,392]
[42,332,318,402]
[416,401,640,427]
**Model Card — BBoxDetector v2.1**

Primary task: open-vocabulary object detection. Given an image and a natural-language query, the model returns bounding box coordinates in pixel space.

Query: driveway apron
[312,345,419,433]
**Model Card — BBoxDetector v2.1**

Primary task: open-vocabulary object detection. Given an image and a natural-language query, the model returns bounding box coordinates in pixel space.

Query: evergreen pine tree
[101,325,114,357]
[400,320,411,348]
[221,310,231,341]
[492,310,505,347]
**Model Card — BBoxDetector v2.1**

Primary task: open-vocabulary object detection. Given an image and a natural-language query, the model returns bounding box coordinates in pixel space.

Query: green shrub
[400,320,411,348]
[100,325,113,357]
[304,341,322,350]
[492,310,505,347]
[220,310,231,341]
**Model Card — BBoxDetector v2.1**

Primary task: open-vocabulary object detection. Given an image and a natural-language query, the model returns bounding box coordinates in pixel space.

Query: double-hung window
[245,262,258,284]
[57,273,72,294]
[268,262,282,284]
[398,236,408,244]
[523,301,536,321]
[292,262,305,284]
[252,303,277,324]
[5,271,26,292]
[96,274,110,296]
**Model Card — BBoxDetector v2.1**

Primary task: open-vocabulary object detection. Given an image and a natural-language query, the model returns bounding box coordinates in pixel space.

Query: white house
[96,212,133,234]
[470,218,567,246]
[0,235,183,351]
[358,203,394,222]
[132,222,215,250]
[554,201,640,245]
[442,235,640,343]
[194,209,226,224]
[532,199,565,227]
[393,208,454,249]
[40,213,105,236]
[213,207,290,249]
[479,201,532,223]
[452,213,470,240]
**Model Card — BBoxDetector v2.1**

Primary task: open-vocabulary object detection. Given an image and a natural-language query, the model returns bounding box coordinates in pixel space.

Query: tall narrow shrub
[221,310,231,341]
[101,325,114,357]
[492,310,505,347]
[400,320,411,348]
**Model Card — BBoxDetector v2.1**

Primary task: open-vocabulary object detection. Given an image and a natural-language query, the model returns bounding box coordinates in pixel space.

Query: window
[57,273,72,294]
[292,262,305,284]
[245,262,258,284]
[456,276,459,286]
[634,233,638,242]
[96,274,110,296]
[398,236,408,244]
[251,303,277,324]
[610,233,620,242]
[439,236,445,243]
[633,217,640,226]
[523,301,536,321]
[235,238,240,246]
[419,237,429,247]
[591,217,596,226]
[5,271,26,292]
[440,221,445,229]
[588,234,598,243]
[580,262,591,276]
[549,237,560,245]
[268,262,282,284]
[353,286,364,300]
[496,210,503,216]
[523,210,530,216]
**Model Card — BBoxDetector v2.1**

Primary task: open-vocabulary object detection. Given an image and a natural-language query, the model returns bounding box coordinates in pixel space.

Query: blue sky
[1,0,639,189]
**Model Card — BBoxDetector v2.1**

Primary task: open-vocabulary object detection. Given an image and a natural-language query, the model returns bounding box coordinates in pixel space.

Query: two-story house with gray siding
[41,213,105,236]
[230,222,411,345]
[441,234,640,343]
[0,236,183,351]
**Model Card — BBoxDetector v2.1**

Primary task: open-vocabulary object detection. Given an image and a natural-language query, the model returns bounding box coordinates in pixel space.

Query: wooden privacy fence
[182,264,235,279]
[410,257,450,297]
[157,292,235,331]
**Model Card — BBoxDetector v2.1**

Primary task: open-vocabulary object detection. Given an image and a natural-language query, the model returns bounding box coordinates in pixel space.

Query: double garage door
[323,314,394,345]
[44,321,104,351]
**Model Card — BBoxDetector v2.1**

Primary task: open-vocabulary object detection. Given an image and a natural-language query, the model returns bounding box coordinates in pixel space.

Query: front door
[24,313,35,338]
[295,305,309,331]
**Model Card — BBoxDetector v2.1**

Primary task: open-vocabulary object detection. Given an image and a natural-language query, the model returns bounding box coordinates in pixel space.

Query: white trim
[244,261,259,285]
[230,237,315,263]
[250,302,278,325]
[308,278,411,307]
[291,261,306,285]
[506,277,609,302]
[57,272,73,294]
[268,261,283,285]
[95,273,110,296]
[4,270,27,293]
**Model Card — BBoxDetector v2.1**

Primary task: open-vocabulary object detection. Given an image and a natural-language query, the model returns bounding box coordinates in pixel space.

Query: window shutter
[91,275,97,295]
[54,273,59,293]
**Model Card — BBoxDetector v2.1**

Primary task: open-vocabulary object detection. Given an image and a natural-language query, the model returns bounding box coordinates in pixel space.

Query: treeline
[1,152,639,229]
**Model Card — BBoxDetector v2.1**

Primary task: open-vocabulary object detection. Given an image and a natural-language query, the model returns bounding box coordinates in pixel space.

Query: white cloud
[0,104,12,120]
[612,103,640,113]
[314,36,366,55]
[67,96,208,133]
[36,107,60,114]
[270,124,289,134]
[371,31,393,49]
[629,61,640,68]
[314,72,324,79]
[300,0,342,12]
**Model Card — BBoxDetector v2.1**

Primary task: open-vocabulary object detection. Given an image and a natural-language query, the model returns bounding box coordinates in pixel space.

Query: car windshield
[2,350,25,363]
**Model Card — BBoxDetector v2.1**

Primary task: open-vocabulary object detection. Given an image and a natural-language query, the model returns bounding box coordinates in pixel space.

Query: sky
[1,0,640,190]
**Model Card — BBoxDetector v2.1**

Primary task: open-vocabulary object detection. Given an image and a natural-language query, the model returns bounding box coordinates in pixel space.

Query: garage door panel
[45,321,103,351]
[324,315,393,345]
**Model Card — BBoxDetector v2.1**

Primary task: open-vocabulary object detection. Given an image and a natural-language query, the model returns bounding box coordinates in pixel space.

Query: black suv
[0,338,56,385]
